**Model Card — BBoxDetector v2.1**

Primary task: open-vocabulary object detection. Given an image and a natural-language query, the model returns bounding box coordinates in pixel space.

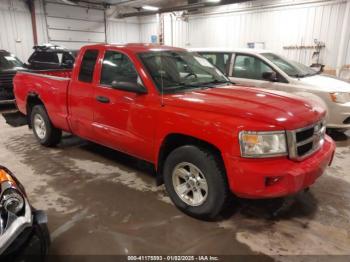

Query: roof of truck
[189,47,272,54]
[86,43,186,53]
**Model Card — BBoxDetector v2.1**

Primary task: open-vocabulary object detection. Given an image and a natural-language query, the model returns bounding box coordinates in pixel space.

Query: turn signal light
[0,169,16,184]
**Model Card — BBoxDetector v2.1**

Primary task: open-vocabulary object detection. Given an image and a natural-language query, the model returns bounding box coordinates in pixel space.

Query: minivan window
[100,51,138,86]
[261,53,317,78]
[78,50,99,83]
[200,52,230,73]
[232,54,274,80]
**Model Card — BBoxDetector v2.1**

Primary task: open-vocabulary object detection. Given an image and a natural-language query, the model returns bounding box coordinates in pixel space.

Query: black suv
[0,50,25,104]
[26,45,78,70]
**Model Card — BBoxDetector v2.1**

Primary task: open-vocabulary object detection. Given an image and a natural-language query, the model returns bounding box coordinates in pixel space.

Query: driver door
[92,50,154,161]
[229,53,287,91]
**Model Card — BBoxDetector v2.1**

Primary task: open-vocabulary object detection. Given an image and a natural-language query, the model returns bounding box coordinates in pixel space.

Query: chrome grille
[287,119,326,160]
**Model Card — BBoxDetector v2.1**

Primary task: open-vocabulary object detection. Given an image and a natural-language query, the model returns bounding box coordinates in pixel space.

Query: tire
[30,105,62,147]
[163,145,229,220]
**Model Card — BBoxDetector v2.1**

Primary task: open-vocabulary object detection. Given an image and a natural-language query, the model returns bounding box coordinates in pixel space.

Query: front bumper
[326,101,350,129]
[225,135,335,199]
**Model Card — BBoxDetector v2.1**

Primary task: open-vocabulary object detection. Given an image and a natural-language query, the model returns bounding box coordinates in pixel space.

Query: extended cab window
[200,52,230,73]
[100,51,138,86]
[78,50,99,83]
[232,54,274,80]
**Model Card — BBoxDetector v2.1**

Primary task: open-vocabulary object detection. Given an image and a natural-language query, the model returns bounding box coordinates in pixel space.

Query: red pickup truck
[14,44,335,219]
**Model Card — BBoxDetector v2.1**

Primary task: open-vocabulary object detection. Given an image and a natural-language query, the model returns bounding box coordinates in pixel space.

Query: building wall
[0,0,349,68]
[107,17,140,44]
[187,0,349,68]
[156,0,350,69]
[139,15,159,43]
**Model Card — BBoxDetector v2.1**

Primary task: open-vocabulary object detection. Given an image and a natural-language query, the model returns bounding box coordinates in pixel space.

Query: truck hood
[295,74,350,92]
[164,86,325,130]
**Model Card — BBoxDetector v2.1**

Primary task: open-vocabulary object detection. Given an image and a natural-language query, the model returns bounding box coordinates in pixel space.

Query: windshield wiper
[291,73,307,78]
[199,79,233,86]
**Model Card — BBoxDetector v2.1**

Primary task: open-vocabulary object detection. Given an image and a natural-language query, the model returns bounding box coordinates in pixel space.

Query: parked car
[0,165,49,261]
[26,44,77,70]
[14,44,335,219]
[0,50,26,104]
[192,48,350,130]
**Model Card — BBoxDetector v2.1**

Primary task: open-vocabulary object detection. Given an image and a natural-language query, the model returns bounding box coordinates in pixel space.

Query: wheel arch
[156,133,225,186]
[26,93,44,128]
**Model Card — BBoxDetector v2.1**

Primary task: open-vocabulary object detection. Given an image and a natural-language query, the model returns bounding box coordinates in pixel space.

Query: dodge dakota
[14,44,335,219]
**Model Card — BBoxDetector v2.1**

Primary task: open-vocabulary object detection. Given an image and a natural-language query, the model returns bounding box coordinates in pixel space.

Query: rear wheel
[30,105,61,147]
[163,145,229,220]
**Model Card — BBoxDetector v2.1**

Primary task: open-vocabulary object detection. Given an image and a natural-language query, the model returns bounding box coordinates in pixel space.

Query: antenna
[160,51,165,107]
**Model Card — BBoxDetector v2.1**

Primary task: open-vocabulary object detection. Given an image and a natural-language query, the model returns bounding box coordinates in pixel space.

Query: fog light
[1,188,24,214]
[265,176,282,187]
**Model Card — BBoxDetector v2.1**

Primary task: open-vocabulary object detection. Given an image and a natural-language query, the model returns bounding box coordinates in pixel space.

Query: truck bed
[14,70,72,132]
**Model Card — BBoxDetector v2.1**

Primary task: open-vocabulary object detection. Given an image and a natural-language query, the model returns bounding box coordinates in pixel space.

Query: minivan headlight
[329,92,350,104]
[239,131,287,158]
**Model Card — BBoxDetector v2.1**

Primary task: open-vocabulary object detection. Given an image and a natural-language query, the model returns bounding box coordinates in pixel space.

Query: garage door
[43,1,106,49]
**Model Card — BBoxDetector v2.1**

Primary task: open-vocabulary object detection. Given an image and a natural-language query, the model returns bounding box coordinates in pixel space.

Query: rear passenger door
[68,49,99,140]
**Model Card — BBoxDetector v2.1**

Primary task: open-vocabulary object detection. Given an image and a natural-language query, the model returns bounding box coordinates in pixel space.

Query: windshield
[261,53,317,78]
[138,51,230,93]
[0,53,23,70]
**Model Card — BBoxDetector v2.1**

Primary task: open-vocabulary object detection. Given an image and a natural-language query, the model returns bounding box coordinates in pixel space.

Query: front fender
[293,91,329,121]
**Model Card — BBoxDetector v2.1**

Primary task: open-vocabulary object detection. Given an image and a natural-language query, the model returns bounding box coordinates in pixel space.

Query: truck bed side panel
[14,72,71,132]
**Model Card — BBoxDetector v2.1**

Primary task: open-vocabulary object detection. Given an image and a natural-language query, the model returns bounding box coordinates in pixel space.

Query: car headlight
[239,131,287,158]
[1,188,24,215]
[329,92,350,104]
[0,169,25,216]
[0,167,31,243]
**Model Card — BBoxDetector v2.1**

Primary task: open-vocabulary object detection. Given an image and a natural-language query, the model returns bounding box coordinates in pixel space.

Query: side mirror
[111,81,147,94]
[262,71,278,82]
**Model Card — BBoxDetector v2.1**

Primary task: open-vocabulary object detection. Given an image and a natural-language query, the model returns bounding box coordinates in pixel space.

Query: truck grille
[287,119,326,160]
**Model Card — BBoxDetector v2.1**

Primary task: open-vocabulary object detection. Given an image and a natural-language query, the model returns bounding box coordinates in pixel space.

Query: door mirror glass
[262,71,278,82]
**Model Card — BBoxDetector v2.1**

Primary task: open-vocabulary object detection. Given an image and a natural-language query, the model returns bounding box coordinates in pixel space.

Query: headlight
[0,166,35,255]
[239,131,287,158]
[1,188,24,215]
[329,92,350,104]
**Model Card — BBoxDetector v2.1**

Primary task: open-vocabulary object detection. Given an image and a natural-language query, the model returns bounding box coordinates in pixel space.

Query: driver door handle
[96,96,110,104]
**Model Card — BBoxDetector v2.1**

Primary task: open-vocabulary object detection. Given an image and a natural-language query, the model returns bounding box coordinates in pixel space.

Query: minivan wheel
[163,145,229,220]
[30,105,62,147]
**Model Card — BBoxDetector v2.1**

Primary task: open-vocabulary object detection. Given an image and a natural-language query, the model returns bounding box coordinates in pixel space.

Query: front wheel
[30,105,62,147]
[163,145,229,220]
